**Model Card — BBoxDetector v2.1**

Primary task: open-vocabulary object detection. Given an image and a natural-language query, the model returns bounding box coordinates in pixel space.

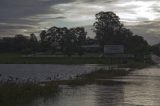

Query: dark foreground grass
[0,81,59,106]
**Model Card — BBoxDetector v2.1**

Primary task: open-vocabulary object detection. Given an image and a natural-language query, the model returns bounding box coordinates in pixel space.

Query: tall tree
[94,11,123,46]
[93,11,150,55]
[70,27,87,56]
[13,34,29,52]
[44,27,64,53]
[28,33,39,53]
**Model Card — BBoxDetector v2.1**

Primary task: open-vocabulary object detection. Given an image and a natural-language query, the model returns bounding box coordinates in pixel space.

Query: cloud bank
[0,0,160,45]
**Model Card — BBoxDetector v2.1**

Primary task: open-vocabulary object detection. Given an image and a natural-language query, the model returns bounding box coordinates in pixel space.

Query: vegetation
[94,11,150,55]
[0,81,59,106]
[0,11,152,58]
[0,53,152,64]
[57,68,133,86]
[152,44,160,56]
[0,11,155,106]
[0,68,131,106]
[0,27,87,56]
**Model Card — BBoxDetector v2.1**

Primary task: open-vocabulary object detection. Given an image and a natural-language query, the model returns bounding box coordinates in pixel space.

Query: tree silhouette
[93,11,150,55]
[94,11,123,46]
[70,27,87,56]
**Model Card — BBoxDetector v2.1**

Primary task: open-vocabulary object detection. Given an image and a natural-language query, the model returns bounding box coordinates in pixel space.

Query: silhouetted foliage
[152,44,160,56]
[94,11,123,46]
[0,11,151,56]
[38,27,87,56]
[93,11,150,55]
[70,27,87,56]
[0,35,30,53]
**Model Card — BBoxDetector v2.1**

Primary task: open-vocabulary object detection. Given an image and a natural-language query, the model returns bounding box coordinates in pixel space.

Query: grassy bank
[0,54,154,66]
[0,81,59,106]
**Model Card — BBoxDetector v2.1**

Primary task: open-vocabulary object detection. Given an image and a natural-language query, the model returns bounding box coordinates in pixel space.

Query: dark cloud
[0,0,69,18]
[0,0,74,36]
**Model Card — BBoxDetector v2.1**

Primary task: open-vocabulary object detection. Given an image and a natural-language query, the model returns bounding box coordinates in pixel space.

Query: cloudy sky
[0,0,160,45]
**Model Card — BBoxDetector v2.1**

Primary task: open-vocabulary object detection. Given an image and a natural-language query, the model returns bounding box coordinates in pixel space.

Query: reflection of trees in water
[95,83,125,106]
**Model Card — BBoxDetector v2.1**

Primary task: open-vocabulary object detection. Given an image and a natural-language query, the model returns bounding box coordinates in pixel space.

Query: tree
[13,34,29,52]
[39,26,87,56]
[28,33,39,53]
[94,11,123,46]
[70,27,87,56]
[39,30,51,52]
[39,27,63,53]
[93,11,150,55]
[127,35,150,55]
[40,30,46,42]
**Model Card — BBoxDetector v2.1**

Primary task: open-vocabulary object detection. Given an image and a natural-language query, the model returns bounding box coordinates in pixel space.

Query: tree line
[0,27,87,56]
[0,11,151,56]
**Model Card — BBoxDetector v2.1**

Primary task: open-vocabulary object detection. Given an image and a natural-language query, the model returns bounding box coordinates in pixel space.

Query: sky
[0,0,160,45]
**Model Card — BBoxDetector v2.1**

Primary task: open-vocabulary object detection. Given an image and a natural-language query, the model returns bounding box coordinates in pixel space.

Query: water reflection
[95,85,125,106]
[1,64,160,106]
[0,64,103,82]
[28,65,160,106]
[28,84,126,106]
[123,66,160,106]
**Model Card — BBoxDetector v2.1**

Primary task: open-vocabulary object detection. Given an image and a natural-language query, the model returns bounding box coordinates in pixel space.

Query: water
[28,65,160,106]
[1,64,160,105]
[0,64,105,82]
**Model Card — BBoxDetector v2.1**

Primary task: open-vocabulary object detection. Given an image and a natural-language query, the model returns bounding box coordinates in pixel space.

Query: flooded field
[0,64,160,105]
[4,65,159,106]
[0,64,106,82]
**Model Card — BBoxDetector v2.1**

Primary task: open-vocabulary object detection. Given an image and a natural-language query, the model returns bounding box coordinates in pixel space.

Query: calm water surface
[30,65,160,106]
[0,64,160,106]
[0,64,104,81]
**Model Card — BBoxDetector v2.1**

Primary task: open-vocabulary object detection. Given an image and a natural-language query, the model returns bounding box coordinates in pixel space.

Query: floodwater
[0,64,160,106]
[0,64,105,82]
[29,65,160,106]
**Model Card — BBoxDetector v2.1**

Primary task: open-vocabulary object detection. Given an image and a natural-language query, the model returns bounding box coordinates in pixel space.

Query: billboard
[104,45,124,54]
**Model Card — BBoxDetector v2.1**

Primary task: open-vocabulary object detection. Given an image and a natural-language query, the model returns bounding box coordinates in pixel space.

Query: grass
[0,53,121,64]
[0,81,59,106]
[45,68,133,86]
[0,53,154,65]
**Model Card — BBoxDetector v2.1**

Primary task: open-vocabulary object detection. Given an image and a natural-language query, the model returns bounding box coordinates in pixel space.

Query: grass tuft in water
[66,68,132,86]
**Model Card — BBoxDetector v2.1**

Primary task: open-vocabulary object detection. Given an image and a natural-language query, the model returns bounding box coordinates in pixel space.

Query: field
[0,54,153,67]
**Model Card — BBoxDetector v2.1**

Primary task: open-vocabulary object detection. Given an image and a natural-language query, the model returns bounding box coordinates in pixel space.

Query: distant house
[104,45,124,54]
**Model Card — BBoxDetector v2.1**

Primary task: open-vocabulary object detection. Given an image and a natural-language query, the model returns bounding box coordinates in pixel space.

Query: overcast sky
[0,0,160,45]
